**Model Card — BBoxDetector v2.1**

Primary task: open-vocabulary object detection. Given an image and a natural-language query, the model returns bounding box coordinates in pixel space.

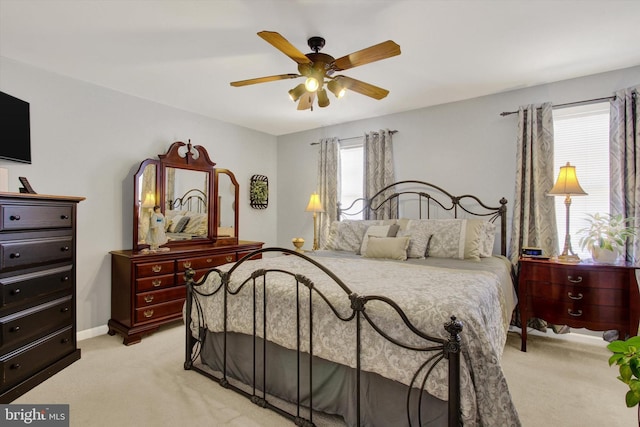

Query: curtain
[508,103,559,265]
[610,86,640,266]
[364,129,395,219]
[316,137,340,248]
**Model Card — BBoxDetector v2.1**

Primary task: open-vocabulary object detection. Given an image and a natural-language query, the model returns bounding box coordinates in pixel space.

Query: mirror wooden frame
[132,141,239,251]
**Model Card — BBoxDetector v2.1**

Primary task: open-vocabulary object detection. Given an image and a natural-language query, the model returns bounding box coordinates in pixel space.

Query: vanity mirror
[132,141,239,251]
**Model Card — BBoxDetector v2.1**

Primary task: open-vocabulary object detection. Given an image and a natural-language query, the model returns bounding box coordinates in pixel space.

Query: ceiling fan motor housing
[307,36,325,53]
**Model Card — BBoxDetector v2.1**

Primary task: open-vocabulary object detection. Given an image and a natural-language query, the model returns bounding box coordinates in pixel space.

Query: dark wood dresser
[518,257,639,351]
[109,241,263,345]
[0,192,84,402]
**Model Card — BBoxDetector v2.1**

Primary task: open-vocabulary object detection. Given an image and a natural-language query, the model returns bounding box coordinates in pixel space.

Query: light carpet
[13,324,636,426]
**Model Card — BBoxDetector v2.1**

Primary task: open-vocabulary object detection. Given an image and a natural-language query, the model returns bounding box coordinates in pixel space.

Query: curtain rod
[499,95,616,117]
[310,130,398,145]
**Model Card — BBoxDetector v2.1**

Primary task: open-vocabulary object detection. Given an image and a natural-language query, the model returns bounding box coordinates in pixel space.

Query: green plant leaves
[609,336,640,408]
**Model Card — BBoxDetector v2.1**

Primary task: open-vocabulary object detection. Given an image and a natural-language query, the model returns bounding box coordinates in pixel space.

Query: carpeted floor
[12,324,636,426]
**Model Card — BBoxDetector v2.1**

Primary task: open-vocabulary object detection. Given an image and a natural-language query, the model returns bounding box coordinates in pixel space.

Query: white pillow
[324,220,384,252]
[428,219,483,261]
[362,236,410,260]
[359,224,400,255]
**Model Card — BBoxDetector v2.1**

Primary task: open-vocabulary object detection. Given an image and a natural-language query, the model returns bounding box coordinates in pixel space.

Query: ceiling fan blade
[258,31,312,65]
[297,92,316,110]
[332,40,401,71]
[230,73,300,87]
[337,76,389,100]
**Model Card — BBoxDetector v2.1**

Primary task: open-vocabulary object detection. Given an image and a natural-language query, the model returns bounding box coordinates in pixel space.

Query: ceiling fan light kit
[230,31,401,110]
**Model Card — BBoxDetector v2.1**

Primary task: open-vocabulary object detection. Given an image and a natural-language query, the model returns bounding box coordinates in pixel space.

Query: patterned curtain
[508,103,559,265]
[316,137,340,248]
[610,86,640,265]
[364,129,396,219]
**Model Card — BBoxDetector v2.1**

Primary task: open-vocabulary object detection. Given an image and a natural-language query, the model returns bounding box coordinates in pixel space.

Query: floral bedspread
[189,253,521,426]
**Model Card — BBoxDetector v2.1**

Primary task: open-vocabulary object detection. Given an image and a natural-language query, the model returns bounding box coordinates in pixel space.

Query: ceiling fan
[230,31,401,110]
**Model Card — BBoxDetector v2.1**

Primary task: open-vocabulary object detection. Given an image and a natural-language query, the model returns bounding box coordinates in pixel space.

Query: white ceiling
[1,0,639,136]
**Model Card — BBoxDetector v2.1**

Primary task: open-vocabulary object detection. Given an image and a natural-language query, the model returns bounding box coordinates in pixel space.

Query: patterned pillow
[171,216,191,233]
[397,220,432,258]
[362,236,410,260]
[359,224,400,255]
[324,220,384,252]
[479,221,497,257]
[428,219,484,261]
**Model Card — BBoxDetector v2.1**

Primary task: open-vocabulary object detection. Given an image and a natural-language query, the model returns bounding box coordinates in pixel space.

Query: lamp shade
[548,162,588,196]
[305,193,324,212]
[141,192,156,208]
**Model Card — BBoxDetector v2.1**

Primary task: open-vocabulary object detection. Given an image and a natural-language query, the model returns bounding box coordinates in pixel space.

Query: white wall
[0,58,278,333]
[276,65,640,250]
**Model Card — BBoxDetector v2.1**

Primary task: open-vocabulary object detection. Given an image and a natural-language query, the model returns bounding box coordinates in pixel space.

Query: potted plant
[608,336,640,424]
[578,213,637,263]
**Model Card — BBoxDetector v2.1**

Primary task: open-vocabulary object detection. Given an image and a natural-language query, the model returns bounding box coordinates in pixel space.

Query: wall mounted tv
[0,91,31,164]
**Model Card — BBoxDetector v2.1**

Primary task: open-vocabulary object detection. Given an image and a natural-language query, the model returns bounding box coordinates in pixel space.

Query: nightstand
[517,257,639,352]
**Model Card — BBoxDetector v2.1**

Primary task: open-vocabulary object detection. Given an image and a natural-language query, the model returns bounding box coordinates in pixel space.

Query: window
[552,102,610,259]
[339,143,363,219]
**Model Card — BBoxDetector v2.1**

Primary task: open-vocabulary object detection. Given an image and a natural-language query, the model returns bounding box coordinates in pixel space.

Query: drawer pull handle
[61,338,69,344]
[183,261,192,268]
[568,309,583,317]
[10,326,20,333]
[225,255,233,262]
[9,215,20,221]
[207,258,213,263]
[143,309,154,318]
[152,265,162,273]
[568,292,583,300]
[10,288,21,295]
[61,246,70,252]
[152,279,162,287]
[61,275,69,282]
[567,275,582,284]
[144,295,154,303]
[60,215,69,220]
[9,252,20,259]
[10,363,21,370]
[60,307,70,313]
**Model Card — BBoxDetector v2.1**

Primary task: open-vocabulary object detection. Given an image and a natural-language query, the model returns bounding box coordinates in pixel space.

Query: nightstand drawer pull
[567,292,583,300]
[568,309,583,317]
[567,275,582,283]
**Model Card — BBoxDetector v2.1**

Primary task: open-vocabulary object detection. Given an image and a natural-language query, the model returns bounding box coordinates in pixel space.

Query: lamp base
[555,253,581,264]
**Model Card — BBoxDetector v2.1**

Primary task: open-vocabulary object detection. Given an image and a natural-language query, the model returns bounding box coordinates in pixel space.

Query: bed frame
[183,181,509,426]
[169,188,207,213]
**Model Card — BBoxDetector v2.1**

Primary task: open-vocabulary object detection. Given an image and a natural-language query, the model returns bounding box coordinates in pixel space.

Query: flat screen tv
[0,91,31,164]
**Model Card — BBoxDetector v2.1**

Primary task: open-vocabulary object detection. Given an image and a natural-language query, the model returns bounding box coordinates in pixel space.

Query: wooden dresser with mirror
[109,141,263,345]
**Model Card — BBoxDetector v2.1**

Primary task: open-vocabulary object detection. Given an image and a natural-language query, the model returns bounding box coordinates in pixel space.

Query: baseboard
[77,324,109,341]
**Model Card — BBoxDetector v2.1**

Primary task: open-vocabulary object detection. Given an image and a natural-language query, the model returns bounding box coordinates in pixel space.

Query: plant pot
[591,246,619,264]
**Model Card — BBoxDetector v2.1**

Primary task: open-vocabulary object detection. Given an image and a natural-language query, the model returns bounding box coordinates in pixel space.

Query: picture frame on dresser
[108,142,263,345]
[0,192,84,402]
[517,257,640,352]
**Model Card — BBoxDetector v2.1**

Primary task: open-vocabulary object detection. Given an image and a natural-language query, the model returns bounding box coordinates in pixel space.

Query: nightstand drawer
[524,262,628,289]
[530,296,627,327]
[527,281,626,307]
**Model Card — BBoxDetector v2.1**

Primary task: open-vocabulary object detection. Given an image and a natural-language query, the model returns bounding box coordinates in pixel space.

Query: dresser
[109,241,263,345]
[518,257,640,351]
[0,193,84,402]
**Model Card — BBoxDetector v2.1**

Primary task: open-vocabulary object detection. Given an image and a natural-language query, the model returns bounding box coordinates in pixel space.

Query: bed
[165,188,209,241]
[183,181,520,426]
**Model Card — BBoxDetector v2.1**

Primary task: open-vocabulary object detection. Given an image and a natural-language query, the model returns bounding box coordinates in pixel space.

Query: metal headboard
[169,188,207,213]
[338,180,508,256]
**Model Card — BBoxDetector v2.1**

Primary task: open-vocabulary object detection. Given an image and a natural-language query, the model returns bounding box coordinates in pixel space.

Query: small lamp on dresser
[306,193,324,251]
[548,162,587,262]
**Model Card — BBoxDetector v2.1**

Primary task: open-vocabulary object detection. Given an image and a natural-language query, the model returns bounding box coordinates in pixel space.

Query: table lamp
[305,193,324,251]
[548,162,587,262]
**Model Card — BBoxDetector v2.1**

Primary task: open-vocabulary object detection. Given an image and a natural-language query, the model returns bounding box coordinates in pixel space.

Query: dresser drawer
[176,253,236,272]
[136,286,186,307]
[524,262,628,289]
[0,296,73,351]
[0,265,73,309]
[0,237,74,271]
[0,205,73,231]
[135,261,175,277]
[135,273,175,292]
[0,326,75,389]
[527,281,626,307]
[530,296,627,328]
[134,299,184,323]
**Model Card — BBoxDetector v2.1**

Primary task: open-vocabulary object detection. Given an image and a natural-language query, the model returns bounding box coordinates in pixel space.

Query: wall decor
[249,174,268,209]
